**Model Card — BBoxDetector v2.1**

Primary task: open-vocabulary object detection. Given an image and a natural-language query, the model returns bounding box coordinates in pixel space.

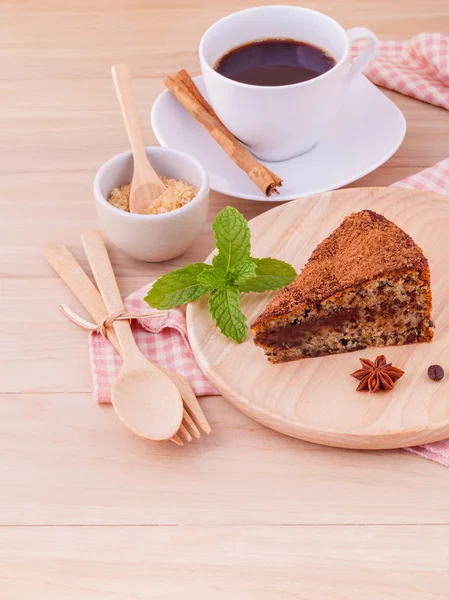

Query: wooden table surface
[1,1,449,598]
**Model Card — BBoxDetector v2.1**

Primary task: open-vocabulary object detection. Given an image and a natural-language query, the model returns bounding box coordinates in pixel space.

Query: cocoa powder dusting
[255,210,428,323]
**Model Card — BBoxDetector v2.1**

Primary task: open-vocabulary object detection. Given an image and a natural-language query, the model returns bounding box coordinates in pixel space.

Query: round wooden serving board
[187,187,449,450]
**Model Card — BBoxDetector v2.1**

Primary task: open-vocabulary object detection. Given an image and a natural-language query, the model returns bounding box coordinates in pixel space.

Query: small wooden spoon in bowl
[81,230,183,441]
[111,63,165,214]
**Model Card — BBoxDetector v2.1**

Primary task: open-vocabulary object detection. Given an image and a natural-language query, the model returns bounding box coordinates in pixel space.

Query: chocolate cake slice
[251,210,434,363]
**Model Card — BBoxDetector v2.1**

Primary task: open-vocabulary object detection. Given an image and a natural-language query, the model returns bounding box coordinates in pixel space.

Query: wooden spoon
[41,240,211,441]
[111,63,165,214]
[81,230,183,441]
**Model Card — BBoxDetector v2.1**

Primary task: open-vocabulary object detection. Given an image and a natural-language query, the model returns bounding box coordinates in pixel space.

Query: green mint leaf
[197,267,230,290]
[144,263,212,309]
[209,287,247,343]
[212,206,251,271]
[231,260,257,285]
[239,258,297,293]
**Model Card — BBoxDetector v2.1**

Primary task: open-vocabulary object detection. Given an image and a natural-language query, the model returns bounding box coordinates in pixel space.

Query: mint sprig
[145,207,297,343]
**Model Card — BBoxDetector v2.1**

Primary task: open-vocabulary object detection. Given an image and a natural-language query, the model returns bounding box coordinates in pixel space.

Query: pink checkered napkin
[392,158,449,195]
[352,33,449,108]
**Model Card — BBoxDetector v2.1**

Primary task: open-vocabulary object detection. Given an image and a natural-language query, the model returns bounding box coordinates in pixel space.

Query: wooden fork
[42,241,211,444]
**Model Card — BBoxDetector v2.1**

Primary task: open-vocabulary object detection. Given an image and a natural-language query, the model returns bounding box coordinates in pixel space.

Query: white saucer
[151,75,406,202]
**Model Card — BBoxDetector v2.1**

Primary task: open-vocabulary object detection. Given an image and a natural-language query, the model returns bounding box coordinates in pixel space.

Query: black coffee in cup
[214,38,336,86]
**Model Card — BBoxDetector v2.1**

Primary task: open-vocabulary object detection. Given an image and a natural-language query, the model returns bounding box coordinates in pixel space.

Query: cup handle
[345,27,378,82]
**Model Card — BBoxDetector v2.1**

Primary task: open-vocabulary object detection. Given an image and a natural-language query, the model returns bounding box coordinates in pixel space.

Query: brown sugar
[108,183,131,212]
[107,177,197,215]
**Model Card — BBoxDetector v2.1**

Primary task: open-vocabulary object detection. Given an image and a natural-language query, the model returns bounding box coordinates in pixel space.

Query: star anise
[350,355,404,393]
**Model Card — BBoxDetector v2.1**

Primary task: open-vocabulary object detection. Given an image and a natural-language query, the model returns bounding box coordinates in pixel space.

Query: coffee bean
[427,365,444,381]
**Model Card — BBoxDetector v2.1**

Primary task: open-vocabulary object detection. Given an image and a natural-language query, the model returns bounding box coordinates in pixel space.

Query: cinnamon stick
[164,71,283,196]
[176,69,219,119]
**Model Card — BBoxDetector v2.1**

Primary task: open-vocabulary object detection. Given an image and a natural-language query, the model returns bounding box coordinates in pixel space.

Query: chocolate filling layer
[255,307,360,346]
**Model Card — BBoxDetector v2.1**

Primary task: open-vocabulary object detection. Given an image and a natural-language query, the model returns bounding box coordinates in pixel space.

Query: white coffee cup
[199,5,377,162]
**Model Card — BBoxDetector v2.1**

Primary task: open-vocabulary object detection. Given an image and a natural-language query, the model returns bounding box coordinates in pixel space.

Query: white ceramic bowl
[94,146,209,262]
